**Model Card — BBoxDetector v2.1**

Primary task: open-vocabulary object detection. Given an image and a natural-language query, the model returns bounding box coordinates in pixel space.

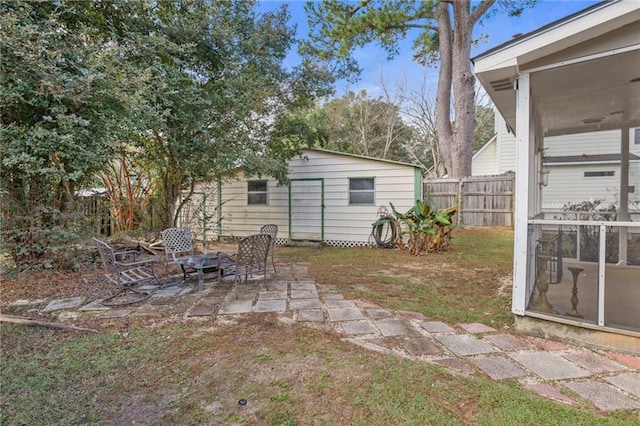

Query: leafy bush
[561,199,619,263]
[375,198,457,255]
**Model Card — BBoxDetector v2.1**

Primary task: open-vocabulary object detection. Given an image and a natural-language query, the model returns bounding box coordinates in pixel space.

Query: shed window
[248,180,268,205]
[634,128,640,145]
[584,171,615,177]
[349,178,375,205]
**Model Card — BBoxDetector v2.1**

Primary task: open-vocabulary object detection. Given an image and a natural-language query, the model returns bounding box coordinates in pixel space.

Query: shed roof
[302,148,422,170]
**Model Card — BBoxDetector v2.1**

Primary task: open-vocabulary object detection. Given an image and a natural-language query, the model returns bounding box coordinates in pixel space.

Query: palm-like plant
[389,198,458,255]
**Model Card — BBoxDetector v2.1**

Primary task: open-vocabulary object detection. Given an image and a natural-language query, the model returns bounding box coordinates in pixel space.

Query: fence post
[457,178,463,226]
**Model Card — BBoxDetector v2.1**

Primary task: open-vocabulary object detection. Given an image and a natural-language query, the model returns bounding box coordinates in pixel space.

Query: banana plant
[389,197,458,255]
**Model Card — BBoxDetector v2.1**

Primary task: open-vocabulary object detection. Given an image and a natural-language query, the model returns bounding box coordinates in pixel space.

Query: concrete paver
[366,308,394,319]
[289,298,322,310]
[253,299,286,313]
[218,300,253,314]
[322,293,344,300]
[324,299,353,308]
[291,289,318,299]
[482,334,533,352]
[402,337,442,356]
[562,350,628,374]
[259,290,287,300]
[436,334,497,356]
[419,321,456,334]
[296,309,324,322]
[459,322,497,334]
[341,320,377,335]
[564,380,640,411]
[374,318,416,337]
[42,297,84,312]
[398,310,425,320]
[606,373,640,398]
[266,281,289,291]
[354,299,382,309]
[523,382,577,405]
[510,352,590,380]
[472,355,528,380]
[326,307,365,321]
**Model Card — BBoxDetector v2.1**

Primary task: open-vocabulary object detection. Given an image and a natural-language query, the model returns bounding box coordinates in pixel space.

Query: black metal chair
[93,238,158,306]
[221,234,271,298]
[260,224,278,273]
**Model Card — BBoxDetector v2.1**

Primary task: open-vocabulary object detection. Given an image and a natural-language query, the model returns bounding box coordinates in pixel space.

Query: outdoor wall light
[539,160,550,188]
[303,155,309,162]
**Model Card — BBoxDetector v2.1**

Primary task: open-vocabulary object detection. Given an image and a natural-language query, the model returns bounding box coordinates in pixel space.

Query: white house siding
[471,137,497,175]
[542,164,623,208]
[214,149,420,246]
[542,128,640,209]
[472,112,516,176]
[496,117,516,174]
[545,129,630,156]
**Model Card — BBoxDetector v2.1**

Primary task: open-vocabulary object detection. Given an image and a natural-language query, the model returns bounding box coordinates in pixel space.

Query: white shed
[183,148,422,247]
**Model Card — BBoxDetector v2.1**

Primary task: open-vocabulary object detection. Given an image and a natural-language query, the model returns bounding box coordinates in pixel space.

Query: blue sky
[257,0,601,97]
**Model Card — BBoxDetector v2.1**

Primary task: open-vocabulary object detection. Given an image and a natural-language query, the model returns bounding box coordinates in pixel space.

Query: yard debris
[0,314,99,333]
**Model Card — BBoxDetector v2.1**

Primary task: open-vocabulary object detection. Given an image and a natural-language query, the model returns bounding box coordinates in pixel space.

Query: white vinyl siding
[496,119,516,174]
[471,138,497,175]
[541,164,625,209]
[545,129,621,156]
[289,151,417,243]
[217,175,289,238]
[210,150,419,244]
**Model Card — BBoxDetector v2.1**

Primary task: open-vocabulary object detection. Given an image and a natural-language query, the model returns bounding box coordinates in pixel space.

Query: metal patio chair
[161,227,195,271]
[221,233,271,298]
[93,238,158,306]
[260,224,278,273]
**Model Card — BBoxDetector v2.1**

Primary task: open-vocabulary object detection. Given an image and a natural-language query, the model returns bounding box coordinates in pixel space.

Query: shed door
[289,179,323,241]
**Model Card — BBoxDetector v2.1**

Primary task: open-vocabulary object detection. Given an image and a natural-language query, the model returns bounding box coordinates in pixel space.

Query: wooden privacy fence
[423,174,514,228]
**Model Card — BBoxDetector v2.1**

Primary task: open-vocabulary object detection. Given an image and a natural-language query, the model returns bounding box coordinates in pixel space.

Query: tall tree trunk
[436,2,454,176]
[451,0,476,178]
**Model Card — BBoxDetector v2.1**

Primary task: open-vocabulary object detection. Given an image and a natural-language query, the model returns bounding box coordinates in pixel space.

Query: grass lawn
[1,228,638,425]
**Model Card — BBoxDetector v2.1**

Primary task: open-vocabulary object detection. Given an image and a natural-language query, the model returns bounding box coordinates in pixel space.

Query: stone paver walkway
[24,263,640,412]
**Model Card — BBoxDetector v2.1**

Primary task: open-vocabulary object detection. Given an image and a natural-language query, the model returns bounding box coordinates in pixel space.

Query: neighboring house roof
[302,147,422,170]
[545,153,640,165]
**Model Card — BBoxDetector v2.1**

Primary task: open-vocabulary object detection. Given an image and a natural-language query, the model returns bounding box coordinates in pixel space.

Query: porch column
[618,125,630,265]
[512,73,531,315]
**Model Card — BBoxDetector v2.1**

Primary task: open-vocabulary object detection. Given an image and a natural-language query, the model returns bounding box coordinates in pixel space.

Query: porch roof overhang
[472,0,640,137]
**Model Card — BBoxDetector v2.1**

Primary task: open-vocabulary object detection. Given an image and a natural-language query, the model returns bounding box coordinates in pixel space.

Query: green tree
[1,1,142,268]
[302,90,416,162]
[1,0,331,268]
[120,0,329,228]
[301,0,533,178]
